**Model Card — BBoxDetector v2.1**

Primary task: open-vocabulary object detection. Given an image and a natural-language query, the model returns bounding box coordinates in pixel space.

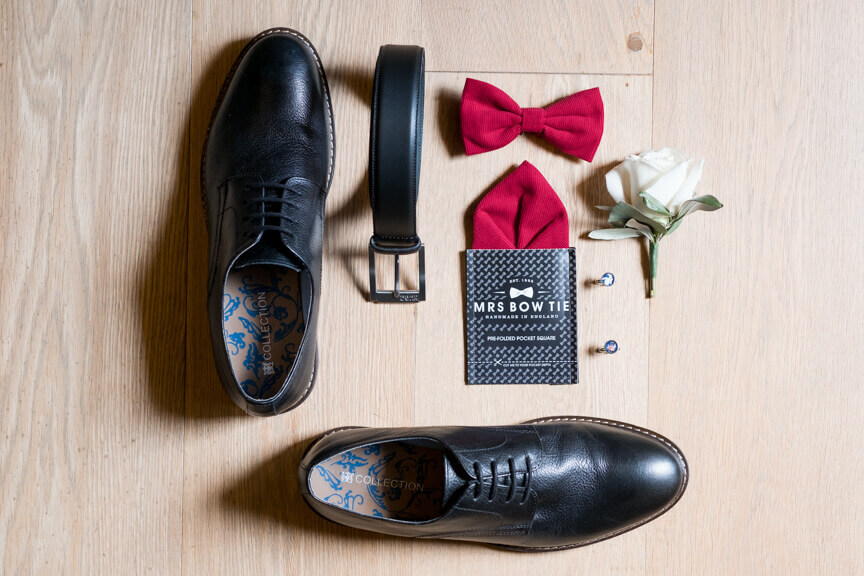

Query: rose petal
[638,148,684,173]
[625,160,662,213]
[604,162,627,204]
[643,159,688,208]
[607,159,638,204]
[668,158,704,213]
[627,161,649,211]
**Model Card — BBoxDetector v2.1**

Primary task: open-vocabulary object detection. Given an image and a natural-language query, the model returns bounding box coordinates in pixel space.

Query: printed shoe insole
[309,441,446,521]
[222,265,305,401]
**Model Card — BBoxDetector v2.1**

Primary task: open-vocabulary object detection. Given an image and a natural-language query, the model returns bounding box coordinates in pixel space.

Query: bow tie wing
[461,78,525,155]
[540,87,604,161]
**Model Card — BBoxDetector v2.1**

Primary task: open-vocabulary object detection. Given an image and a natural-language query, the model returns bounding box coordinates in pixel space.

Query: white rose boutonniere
[589,148,723,297]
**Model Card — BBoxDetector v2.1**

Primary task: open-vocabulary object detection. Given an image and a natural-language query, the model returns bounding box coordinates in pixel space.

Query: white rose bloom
[589,148,720,297]
[605,148,704,218]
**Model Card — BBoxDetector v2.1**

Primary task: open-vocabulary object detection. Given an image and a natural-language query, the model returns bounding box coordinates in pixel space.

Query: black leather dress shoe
[299,417,687,551]
[201,28,334,416]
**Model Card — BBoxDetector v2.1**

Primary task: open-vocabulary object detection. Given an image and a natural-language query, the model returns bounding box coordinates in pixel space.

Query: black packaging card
[465,248,578,385]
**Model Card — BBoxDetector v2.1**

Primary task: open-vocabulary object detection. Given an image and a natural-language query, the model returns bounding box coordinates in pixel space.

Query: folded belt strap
[368,44,426,303]
[369,44,424,252]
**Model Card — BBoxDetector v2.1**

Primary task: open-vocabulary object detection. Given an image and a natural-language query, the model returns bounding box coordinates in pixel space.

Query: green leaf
[665,195,723,235]
[638,191,673,216]
[692,194,723,207]
[588,228,644,240]
[625,218,655,240]
[595,205,613,212]
[608,202,667,234]
[676,195,724,219]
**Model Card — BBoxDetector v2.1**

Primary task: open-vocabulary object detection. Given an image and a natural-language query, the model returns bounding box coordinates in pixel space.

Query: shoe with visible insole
[299,417,687,551]
[201,28,334,416]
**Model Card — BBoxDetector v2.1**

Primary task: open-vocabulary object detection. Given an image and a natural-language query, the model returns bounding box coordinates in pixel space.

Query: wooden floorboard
[648,1,864,574]
[412,72,653,576]
[0,1,189,574]
[421,0,654,74]
[1,1,862,574]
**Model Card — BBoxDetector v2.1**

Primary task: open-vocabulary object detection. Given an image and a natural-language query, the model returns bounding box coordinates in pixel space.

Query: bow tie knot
[521,107,546,134]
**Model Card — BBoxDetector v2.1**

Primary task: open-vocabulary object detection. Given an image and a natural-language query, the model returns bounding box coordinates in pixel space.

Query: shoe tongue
[441,452,468,505]
[235,232,303,271]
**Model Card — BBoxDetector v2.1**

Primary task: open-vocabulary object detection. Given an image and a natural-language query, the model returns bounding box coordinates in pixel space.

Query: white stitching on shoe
[284,354,316,412]
[532,417,688,478]
[281,29,335,188]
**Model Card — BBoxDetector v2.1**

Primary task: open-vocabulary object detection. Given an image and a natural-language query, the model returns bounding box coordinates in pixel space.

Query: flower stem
[648,240,658,298]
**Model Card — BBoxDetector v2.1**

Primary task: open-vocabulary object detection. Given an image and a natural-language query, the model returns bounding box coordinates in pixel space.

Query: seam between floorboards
[426,70,653,76]
[646,2,657,575]
[180,0,192,574]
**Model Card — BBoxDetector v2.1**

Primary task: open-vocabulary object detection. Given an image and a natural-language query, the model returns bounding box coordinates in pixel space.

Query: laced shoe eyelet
[240,182,302,239]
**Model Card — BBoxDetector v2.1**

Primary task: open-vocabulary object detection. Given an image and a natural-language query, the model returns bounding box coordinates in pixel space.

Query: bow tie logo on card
[509,287,534,299]
[460,78,604,160]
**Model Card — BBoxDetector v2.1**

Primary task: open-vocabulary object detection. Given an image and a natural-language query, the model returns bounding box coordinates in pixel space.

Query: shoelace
[472,455,532,504]
[241,182,299,240]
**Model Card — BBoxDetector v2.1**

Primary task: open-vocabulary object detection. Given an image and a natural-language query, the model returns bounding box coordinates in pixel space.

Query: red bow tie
[460,78,604,161]
[473,161,569,250]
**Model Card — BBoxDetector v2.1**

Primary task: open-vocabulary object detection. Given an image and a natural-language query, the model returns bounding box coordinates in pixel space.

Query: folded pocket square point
[472,161,569,250]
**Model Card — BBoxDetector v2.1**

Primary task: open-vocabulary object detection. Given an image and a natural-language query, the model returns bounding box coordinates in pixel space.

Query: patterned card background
[465,248,578,385]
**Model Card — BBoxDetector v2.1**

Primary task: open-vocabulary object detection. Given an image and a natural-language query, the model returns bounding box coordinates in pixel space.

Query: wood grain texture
[422,0,654,74]
[647,1,864,574]
[182,2,423,575]
[412,72,653,576]
[0,0,189,574]
[1,0,863,574]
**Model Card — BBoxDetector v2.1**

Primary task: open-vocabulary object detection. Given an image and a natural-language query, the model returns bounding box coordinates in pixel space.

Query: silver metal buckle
[368,240,426,303]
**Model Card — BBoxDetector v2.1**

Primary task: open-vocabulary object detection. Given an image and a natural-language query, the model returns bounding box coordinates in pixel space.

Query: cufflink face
[598,340,618,354]
[595,272,615,287]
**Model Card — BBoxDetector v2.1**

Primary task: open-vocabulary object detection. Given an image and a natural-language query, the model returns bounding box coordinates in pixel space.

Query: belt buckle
[368,238,426,303]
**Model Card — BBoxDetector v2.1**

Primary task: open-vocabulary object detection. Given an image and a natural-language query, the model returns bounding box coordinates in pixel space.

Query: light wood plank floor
[2,1,862,574]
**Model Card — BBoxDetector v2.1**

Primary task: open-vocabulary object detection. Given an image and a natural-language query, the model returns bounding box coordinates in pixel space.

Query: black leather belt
[368,44,426,303]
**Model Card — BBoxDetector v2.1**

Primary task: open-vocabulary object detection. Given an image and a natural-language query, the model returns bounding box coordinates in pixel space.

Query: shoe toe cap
[530,420,688,548]
[580,422,688,526]
[240,31,323,89]
[626,432,688,516]
[204,29,332,194]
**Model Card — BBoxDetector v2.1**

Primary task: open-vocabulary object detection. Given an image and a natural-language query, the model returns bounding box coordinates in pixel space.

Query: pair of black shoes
[201,28,687,551]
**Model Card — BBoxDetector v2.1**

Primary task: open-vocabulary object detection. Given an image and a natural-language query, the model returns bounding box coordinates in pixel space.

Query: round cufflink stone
[595,272,615,287]
[598,340,618,354]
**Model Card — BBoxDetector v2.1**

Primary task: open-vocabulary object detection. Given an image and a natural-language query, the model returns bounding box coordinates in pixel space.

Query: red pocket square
[472,161,569,250]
